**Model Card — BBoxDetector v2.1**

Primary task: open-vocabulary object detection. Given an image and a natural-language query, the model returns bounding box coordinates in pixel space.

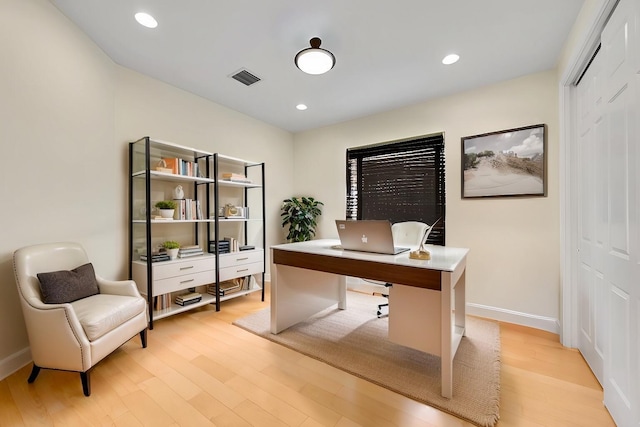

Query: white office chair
[375,221,430,317]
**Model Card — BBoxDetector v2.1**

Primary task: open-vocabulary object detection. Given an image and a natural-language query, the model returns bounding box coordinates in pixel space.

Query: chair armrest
[96,276,142,298]
[20,299,91,371]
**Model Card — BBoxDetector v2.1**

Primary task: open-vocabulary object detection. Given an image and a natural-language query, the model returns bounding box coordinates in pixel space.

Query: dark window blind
[346,134,446,245]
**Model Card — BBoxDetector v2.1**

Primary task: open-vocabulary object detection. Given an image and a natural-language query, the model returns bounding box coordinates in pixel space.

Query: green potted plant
[161,240,180,259]
[155,200,177,219]
[281,197,324,242]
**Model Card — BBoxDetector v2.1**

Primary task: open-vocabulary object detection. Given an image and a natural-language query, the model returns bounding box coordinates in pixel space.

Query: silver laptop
[335,220,410,255]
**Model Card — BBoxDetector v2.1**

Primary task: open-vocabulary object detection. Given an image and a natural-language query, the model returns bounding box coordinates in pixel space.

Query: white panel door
[600,0,639,424]
[576,48,607,384]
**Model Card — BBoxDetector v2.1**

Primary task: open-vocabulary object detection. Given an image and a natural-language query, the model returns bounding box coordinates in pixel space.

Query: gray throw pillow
[37,263,99,304]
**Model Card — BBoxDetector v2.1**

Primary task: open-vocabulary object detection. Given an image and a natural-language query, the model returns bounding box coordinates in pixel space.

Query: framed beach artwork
[461,124,547,198]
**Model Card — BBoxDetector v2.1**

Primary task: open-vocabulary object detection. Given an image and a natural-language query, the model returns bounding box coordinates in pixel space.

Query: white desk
[270,239,469,398]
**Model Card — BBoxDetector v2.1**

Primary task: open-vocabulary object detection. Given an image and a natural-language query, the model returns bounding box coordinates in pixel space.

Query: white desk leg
[270,263,346,334]
[441,271,453,399]
[455,269,466,336]
[440,264,467,398]
[338,275,347,309]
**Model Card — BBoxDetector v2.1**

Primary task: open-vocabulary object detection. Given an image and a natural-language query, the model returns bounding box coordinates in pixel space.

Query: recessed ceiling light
[135,12,158,29]
[442,54,460,65]
[296,104,308,111]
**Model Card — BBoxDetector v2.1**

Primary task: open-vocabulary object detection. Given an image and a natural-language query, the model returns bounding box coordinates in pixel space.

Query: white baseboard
[346,277,560,334]
[0,347,31,381]
[466,303,560,335]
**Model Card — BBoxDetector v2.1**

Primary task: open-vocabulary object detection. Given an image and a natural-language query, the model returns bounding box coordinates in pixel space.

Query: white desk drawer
[219,261,263,282]
[218,250,263,268]
[153,256,215,280]
[153,270,216,295]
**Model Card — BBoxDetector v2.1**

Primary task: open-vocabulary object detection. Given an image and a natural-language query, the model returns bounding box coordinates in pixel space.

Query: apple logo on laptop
[361,234,368,243]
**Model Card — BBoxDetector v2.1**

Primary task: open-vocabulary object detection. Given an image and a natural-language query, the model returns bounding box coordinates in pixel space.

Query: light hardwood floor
[0,288,615,427]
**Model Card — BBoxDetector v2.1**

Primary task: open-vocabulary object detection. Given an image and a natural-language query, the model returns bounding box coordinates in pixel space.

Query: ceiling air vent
[230,69,261,86]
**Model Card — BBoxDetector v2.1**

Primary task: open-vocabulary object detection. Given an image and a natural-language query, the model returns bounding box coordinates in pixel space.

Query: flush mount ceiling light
[295,37,336,75]
[134,12,158,28]
[442,54,460,65]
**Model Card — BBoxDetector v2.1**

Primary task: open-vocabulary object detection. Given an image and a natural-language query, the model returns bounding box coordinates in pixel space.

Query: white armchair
[12,242,148,396]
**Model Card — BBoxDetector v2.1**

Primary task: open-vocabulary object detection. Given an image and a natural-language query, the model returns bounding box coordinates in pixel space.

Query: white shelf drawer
[152,257,215,280]
[153,270,216,295]
[219,261,263,282]
[218,250,263,268]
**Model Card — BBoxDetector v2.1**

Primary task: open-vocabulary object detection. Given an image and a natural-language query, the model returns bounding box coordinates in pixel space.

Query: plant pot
[159,209,175,219]
[166,248,179,260]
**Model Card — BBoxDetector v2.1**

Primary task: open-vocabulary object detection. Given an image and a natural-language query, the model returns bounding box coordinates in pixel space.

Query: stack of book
[207,279,245,297]
[210,240,230,254]
[220,172,252,184]
[140,252,171,262]
[174,292,202,306]
[178,245,203,258]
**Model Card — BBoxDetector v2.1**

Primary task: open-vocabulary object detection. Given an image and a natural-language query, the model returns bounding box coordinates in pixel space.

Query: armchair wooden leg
[27,364,41,383]
[140,328,148,348]
[81,371,91,396]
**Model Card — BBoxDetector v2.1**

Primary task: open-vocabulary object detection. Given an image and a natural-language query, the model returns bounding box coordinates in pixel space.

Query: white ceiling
[51,0,584,133]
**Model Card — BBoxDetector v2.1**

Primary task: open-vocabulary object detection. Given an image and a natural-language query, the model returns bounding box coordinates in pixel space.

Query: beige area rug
[233,291,500,427]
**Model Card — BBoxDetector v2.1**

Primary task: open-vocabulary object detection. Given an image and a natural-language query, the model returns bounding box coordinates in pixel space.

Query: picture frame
[461,124,547,198]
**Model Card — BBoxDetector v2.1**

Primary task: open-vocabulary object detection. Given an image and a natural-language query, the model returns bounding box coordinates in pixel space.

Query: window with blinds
[346,133,446,245]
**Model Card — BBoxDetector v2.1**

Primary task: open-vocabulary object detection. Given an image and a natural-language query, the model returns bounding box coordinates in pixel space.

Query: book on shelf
[140,253,171,262]
[175,297,202,306]
[220,172,253,184]
[207,276,252,296]
[173,199,201,220]
[175,292,202,306]
[154,294,172,310]
[210,240,230,254]
[161,157,200,178]
[223,237,239,252]
[239,245,255,251]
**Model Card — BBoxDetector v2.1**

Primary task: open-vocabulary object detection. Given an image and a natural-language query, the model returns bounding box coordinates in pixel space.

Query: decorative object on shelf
[281,196,324,242]
[172,185,184,200]
[295,37,336,75]
[155,159,172,174]
[155,200,177,219]
[161,240,180,260]
[461,123,547,198]
[224,204,247,218]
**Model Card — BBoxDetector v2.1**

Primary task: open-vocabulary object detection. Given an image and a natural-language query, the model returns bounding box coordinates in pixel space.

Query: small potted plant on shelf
[161,240,180,260]
[155,200,177,219]
[281,196,324,242]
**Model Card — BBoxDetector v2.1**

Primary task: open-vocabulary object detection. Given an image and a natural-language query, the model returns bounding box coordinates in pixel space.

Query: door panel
[599,0,639,424]
[576,46,606,384]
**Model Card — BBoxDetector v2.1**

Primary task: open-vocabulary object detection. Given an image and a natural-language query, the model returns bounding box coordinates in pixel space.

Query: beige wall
[293,70,561,330]
[0,0,293,377]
